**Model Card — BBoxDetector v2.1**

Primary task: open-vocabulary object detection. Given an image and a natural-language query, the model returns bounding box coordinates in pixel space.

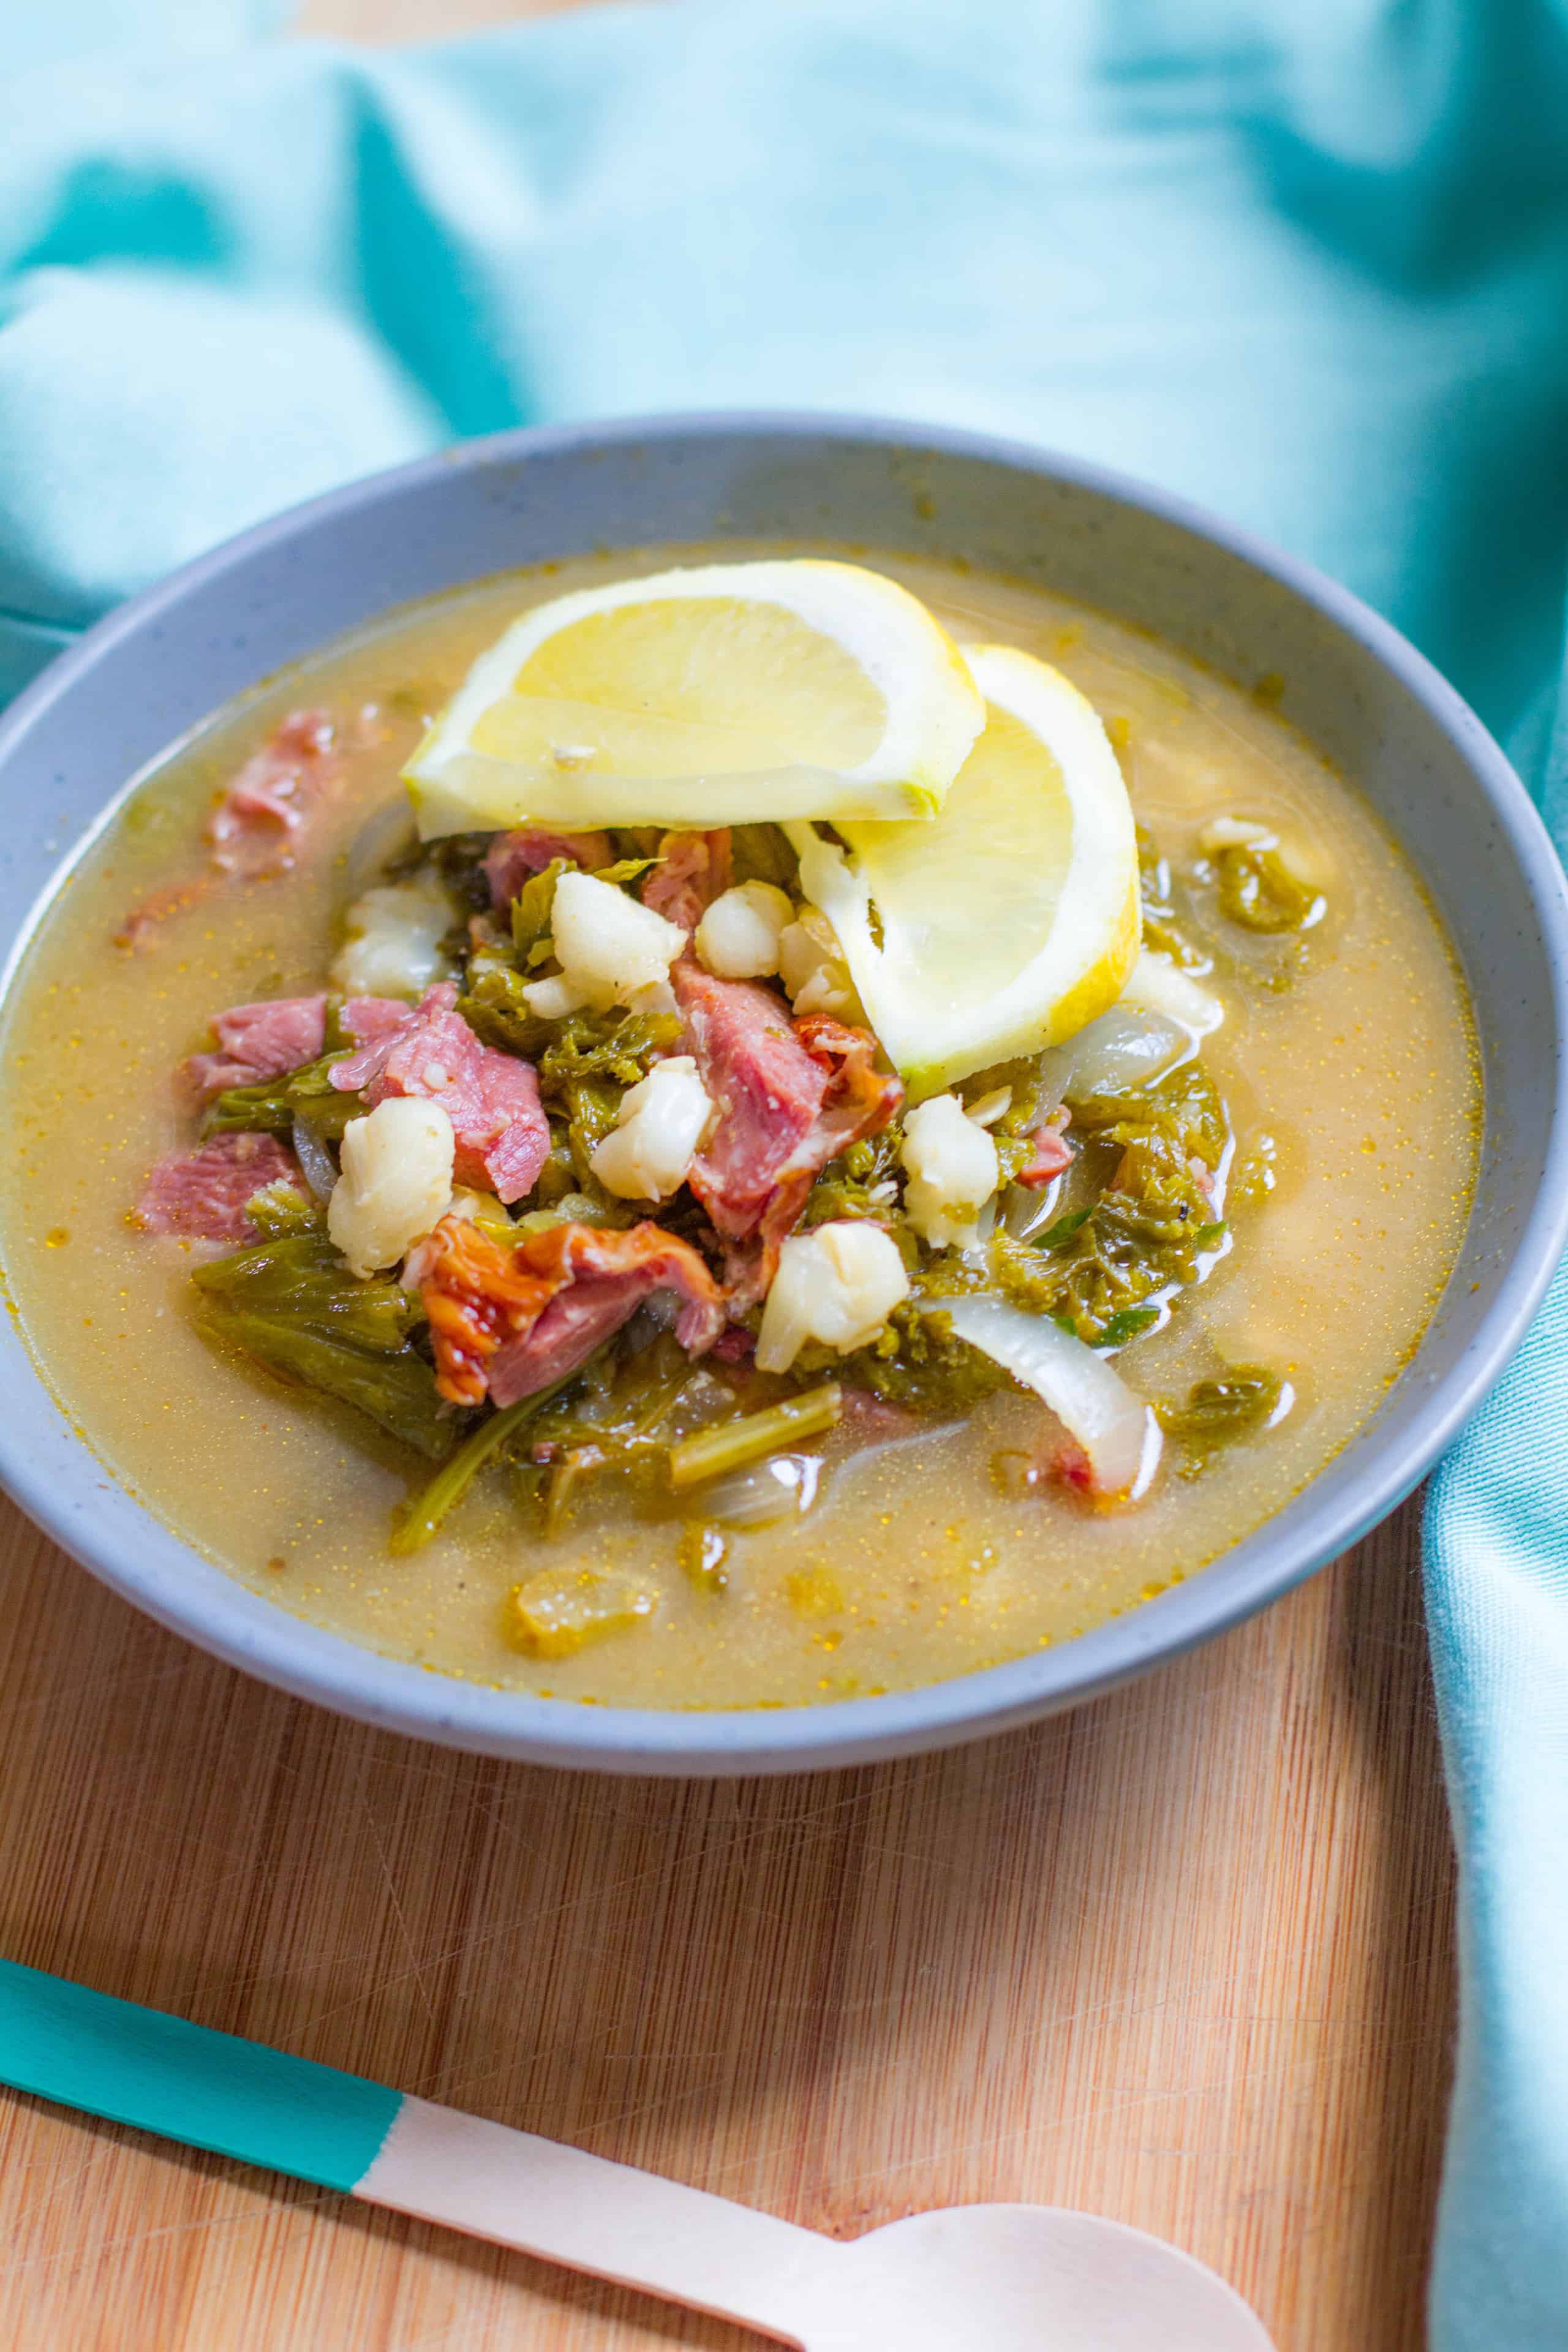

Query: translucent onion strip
[941,1295,1159,1499]
[1033,1004,1188,1107]
[693,1453,827,1529]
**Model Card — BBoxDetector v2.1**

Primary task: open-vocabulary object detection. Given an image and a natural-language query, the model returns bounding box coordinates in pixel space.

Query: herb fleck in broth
[0,549,1478,1708]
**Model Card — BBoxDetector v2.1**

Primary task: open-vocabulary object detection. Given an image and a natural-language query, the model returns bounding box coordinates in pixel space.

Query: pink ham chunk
[339,996,421,1050]
[206,710,342,880]
[136,1133,304,1243]
[486,1223,726,1407]
[119,711,347,949]
[178,994,420,1109]
[1016,1112,1073,1188]
[179,995,328,1108]
[484,828,612,910]
[673,970,902,1232]
[643,830,731,932]
[673,965,830,1240]
[674,969,904,1310]
[330,982,548,1203]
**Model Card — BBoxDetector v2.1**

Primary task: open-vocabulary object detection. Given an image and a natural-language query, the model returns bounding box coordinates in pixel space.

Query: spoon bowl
[796,2206,1275,2350]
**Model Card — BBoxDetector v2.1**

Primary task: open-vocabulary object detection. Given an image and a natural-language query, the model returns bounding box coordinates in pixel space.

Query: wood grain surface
[6,6,1457,2345]
[0,1493,1455,2351]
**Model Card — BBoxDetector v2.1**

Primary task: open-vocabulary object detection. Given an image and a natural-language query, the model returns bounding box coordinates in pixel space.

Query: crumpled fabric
[4,4,1568,2338]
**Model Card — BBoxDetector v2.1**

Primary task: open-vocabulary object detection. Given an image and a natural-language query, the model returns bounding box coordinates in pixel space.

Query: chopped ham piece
[206,710,342,880]
[413,1215,725,1406]
[115,874,215,952]
[790,1016,905,1181]
[409,1216,561,1406]
[837,1387,919,1444]
[673,965,828,1239]
[135,1133,303,1243]
[674,968,904,1306]
[178,995,420,1109]
[643,830,731,932]
[329,982,548,1203]
[731,1012,905,1309]
[120,710,348,948]
[179,995,327,1109]
[1016,1110,1073,1188]
[340,996,420,1050]
[484,828,613,910]
[490,1223,726,1406]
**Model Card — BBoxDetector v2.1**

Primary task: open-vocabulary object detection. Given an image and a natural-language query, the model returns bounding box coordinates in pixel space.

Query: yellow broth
[0,549,1479,1709]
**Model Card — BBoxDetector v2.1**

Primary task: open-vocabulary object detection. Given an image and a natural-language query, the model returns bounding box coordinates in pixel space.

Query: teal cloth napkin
[4,2,1567,2338]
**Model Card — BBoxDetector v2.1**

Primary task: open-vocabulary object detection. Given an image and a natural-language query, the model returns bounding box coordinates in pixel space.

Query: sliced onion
[1117,948,1223,1037]
[1001,1180,1064,1242]
[941,1295,1160,1499]
[342,794,420,899]
[1036,1004,1187,1107]
[698,1452,826,1529]
[292,1117,339,1202]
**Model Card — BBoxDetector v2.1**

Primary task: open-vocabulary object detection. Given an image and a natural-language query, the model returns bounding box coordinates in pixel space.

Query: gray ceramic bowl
[0,415,1562,1774]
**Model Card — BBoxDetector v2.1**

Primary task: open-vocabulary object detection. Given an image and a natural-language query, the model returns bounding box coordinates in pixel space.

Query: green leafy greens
[193,1234,459,1459]
[1156,1365,1290,1476]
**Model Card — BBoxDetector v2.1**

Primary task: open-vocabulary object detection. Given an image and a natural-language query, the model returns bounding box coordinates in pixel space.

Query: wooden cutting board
[0,1492,1454,2351]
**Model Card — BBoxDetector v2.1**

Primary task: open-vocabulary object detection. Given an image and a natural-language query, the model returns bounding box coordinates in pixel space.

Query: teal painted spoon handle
[0,1956,824,2340]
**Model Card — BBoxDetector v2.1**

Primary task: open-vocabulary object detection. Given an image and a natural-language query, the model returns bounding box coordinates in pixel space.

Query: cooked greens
[1136,827,1208,971]
[801,1126,906,1231]
[1156,1365,1290,1476]
[201,1049,363,1142]
[510,851,660,967]
[1210,840,1322,934]
[538,1009,684,1090]
[728,823,801,892]
[244,1179,323,1238]
[385,827,493,913]
[986,1058,1229,1345]
[165,796,1287,1584]
[456,960,548,1057]
[393,1369,597,1552]
[846,1302,1016,1417]
[194,1234,460,1458]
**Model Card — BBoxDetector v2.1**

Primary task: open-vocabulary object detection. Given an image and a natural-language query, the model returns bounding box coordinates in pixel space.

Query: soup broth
[0,549,1478,1709]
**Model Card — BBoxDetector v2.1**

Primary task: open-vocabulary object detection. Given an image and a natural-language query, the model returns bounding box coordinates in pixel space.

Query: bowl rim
[1,406,1564,1774]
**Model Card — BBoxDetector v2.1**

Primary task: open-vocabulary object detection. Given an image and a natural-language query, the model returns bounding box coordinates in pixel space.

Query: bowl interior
[0,417,1562,1773]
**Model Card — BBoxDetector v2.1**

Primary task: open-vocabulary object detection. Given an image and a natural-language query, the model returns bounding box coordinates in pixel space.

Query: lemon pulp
[789,644,1140,1097]
[405,558,983,834]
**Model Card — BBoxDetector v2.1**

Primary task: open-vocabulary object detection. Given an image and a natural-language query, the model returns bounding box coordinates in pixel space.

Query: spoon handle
[358,2093,826,2336]
[0,1956,826,2339]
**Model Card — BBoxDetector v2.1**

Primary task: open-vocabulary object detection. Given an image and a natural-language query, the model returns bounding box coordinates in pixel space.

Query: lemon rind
[408,759,944,837]
[788,644,1140,1099]
[404,559,983,837]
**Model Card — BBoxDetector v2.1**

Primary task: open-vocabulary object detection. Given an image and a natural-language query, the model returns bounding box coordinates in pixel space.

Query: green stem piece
[667,1383,842,1492]
[392,1375,575,1556]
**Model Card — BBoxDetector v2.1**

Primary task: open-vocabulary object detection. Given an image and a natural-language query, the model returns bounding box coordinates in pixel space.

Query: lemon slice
[787,644,1139,1099]
[404,559,983,837]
